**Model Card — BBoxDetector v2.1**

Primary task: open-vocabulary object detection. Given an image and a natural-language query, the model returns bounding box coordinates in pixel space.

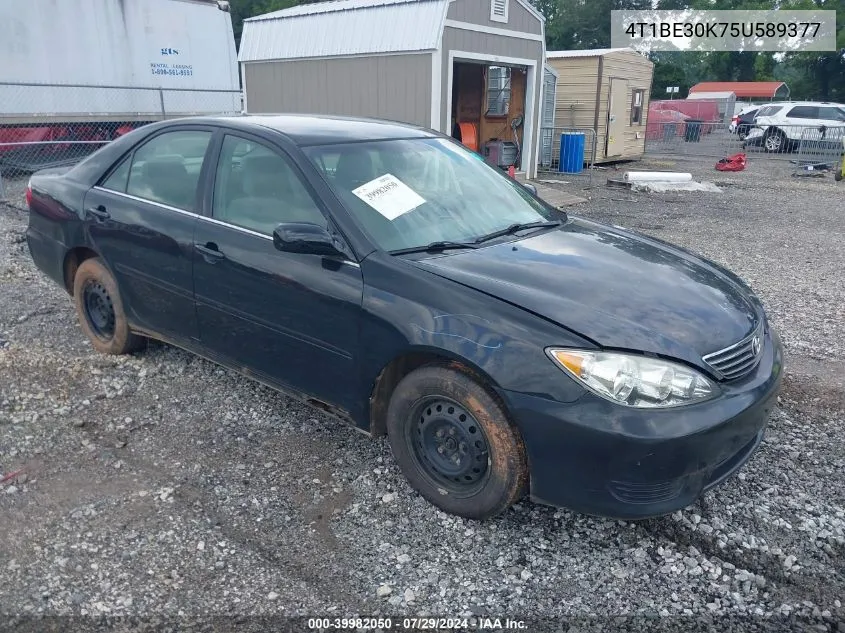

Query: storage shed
[545,48,654,164]
[239,0,546,177]
[687,90,737,122]
[689,81,789,101]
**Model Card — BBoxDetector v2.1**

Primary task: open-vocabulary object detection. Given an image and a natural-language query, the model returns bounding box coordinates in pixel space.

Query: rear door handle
[85,206,110,222]
[195,243,225,262]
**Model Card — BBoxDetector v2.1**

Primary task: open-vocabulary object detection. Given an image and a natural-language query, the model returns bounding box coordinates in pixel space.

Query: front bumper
[501,328,784,520]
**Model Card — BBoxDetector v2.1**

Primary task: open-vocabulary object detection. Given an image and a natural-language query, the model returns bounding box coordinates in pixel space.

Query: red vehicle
[651,99,721,123]
[646,109,691,140]
[0,123,142,173]
[0,123,138,152]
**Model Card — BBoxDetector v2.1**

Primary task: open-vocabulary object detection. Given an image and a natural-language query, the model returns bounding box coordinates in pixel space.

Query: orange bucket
[458,122,479,152]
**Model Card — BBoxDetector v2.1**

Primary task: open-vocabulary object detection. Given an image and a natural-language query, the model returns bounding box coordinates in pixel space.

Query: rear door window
[125,130,213,211]
[786,106,819,119]
[101,156,132,193]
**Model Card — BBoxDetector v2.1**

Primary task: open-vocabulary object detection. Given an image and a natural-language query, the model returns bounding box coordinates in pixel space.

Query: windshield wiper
[473,220,561,245]
[390,240,479,255]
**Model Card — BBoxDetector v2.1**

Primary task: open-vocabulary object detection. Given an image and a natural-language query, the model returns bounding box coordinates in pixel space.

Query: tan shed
[545,48,654,164]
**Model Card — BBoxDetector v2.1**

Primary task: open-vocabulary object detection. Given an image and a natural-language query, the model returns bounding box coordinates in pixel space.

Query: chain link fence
[645,119,845,170]
[0,82,243,203]
[790,126,845,176]
[536,126,598,188]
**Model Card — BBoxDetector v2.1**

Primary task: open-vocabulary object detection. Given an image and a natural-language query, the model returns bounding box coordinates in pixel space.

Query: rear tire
[386,365,528,520]
[73,258,144,355]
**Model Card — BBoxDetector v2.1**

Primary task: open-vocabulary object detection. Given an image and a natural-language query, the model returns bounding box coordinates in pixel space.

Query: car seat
[330,146,406,249]
[140,155,194,210]
[333,147,376,190]
[225,153,323,233]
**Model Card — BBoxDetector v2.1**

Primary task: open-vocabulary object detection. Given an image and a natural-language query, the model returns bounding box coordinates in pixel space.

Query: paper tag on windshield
[352,174,426,221]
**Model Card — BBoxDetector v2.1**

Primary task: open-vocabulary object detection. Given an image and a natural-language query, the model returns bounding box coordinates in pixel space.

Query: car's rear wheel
[763,129,786,153]
[73,258,144,355]
[386,365,528,520]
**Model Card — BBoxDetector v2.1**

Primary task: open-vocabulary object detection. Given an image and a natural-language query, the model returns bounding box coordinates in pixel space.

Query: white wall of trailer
[0,0,241,119]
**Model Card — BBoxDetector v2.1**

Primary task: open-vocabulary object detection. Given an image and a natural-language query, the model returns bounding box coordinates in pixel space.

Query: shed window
[486,66,511,117]
[490,0,508,23]
[631,89,645,125]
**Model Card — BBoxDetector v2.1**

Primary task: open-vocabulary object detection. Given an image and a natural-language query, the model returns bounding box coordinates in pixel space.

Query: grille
[703,323,764,381]
[607,479,685,505]
[704,431,764,491]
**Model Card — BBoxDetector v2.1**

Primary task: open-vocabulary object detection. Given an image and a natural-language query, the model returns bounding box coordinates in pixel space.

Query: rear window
[818,107,845,122]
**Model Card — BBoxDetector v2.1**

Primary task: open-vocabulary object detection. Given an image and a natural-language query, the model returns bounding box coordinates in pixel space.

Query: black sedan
[25,115,783,520]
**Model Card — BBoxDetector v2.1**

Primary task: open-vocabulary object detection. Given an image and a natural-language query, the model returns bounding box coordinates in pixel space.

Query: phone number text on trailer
[150,63,194,77]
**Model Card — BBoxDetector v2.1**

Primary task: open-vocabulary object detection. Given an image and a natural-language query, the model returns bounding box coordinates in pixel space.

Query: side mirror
[272,222,345,258]
[522,183,538,196]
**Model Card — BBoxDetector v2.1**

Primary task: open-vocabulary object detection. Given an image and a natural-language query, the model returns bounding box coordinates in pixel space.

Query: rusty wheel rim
[410,397,490,495]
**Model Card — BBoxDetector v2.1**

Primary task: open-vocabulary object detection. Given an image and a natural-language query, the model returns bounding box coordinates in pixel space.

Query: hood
[413,219,760,369]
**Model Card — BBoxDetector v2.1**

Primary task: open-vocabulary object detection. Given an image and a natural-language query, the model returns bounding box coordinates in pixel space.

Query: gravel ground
[0,155,843,632]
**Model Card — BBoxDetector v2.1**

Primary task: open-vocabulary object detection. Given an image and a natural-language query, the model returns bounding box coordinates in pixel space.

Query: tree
[229,0,324,48]
[545,0,652,51]
[645,0,844,100]
[650,55,689,98]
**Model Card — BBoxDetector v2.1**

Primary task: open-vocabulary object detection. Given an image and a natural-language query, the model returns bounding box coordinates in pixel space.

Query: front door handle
[85,205,110,222]
[195,242,225,263]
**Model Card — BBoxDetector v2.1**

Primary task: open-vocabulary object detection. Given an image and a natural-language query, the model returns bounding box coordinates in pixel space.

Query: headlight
[546,349,718,408]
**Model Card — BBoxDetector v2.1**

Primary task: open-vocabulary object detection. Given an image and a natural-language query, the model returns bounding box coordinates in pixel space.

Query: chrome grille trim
[703,322,764,381]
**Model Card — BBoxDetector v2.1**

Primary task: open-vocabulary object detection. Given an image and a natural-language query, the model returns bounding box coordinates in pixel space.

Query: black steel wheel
[411,397,490,495]
[386,365,528,520]
[72,257,144,355]
[82,280,116,339]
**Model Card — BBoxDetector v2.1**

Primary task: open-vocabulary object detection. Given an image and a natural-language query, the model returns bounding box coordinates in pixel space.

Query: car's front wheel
[763,129,787,153]
[73,258,144,355]
[386,365,528,520]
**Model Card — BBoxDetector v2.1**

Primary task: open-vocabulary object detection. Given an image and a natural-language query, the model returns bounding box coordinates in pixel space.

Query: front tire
[763,129,786,153]
[386,365,528,520]
[73,258,144,355]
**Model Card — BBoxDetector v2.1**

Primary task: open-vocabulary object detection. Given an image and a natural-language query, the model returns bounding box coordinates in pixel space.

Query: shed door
[540,69,557,166]
[606,77,628,157]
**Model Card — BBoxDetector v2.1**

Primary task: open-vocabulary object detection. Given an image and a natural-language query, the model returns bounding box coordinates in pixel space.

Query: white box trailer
[0,0,240,122]
[0,0,240,171]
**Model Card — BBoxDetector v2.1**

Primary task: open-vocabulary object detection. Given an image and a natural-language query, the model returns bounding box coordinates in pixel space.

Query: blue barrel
[559,132,585,173]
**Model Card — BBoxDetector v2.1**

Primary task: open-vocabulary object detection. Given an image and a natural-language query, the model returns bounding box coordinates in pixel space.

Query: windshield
[304,138,557,252]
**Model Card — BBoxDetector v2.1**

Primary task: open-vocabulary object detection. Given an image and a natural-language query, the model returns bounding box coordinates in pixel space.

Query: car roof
[760,101,845,108]
[170,113,437,146]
